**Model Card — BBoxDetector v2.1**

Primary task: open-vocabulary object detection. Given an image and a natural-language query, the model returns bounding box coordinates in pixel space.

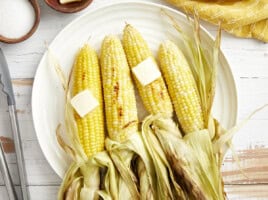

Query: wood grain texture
[0,0,267,199]
[225,184,268,200]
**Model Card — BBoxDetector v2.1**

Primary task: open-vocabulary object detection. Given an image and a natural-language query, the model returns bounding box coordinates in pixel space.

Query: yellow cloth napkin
[166,0,268,42]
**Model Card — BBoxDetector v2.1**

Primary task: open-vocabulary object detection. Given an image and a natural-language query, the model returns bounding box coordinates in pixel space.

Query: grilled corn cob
[72,44,105,157]
[122,24,173,117]
[100,35,139,142]
[158,40,204,134]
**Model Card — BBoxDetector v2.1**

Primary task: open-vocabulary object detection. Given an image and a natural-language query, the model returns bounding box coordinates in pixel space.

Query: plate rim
[32,0,238,178]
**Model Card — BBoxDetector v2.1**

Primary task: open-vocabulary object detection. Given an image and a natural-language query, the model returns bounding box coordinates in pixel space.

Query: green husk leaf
[208,26,221,119]
[105,132,158,200]
[47,48,68,91]
[97,191,112,200]
[122,133,156,200]
[94,151,119,200]
[105,138,139,199]
[58,162,82,200]
[184,131,224,200]
[142,116,186,200]
[81,151,121,200]
[58,151,121,200]
[148,115,225,200]
[56,124,77,161]
[80,159,100,200]
[65,176,82,200]
[137,158,154,200]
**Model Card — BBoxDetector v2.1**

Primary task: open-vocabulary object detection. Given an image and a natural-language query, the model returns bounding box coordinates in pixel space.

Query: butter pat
[71,90,99,118]
[132,57,161,86]
[59,0,82,4]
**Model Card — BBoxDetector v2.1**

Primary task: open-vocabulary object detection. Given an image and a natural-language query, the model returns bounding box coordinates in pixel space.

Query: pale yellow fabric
[166,0,268,42]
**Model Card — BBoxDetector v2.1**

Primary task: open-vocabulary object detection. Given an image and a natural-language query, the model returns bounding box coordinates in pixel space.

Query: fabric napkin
[165,0,268,42]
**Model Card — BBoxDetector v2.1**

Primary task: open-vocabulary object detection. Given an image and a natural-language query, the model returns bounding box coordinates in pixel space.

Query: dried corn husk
[105,132,157,200]
[143,115,225,200]
[57,163,82,200]
[141,116,186,200]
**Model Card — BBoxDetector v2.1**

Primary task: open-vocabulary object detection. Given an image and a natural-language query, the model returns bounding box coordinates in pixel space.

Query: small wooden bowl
[0,0,40,44]
[45,0,93,13]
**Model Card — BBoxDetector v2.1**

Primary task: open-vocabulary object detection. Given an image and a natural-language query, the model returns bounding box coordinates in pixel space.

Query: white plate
[32,1,238,178]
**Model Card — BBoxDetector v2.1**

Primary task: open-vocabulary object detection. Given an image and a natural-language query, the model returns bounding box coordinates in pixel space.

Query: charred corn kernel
[158,40,204,134]
[100,35,139,143]
[72,44,105,157]
[122,24,173,117]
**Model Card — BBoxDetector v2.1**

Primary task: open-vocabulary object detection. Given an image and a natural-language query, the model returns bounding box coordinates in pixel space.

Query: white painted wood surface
[0,0,267,199]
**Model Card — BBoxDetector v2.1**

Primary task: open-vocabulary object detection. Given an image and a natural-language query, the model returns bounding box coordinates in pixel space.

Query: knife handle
[0,142,18,200]
[9,105,28,200]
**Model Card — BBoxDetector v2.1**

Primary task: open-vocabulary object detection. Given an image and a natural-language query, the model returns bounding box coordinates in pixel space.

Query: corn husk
[141,116,186,200]
[57,151,120,200]
[105,132,156,200]
[137,158,154,200]
[144,115,225,200]
[57,163,82,200]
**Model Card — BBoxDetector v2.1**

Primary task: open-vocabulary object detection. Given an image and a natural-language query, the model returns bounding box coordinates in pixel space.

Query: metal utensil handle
[9,105,28,200]
[0,142,18,200]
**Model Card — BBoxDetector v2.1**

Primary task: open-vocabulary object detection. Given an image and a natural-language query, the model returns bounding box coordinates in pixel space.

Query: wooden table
[0,0,267,199]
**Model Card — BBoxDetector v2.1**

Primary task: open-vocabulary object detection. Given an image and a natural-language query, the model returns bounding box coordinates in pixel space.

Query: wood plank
[225,184,268,199]
[0,159,61,186]
[224,50,268,78]
[223,148,268,184]
[28,186,59,200]
[0,185,58,200]
[237,78,268,120]
[0,186,22,200]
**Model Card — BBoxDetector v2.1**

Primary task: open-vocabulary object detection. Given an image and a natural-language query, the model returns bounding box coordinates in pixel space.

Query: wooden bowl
[45,0,93,13]
[0,0,40,44]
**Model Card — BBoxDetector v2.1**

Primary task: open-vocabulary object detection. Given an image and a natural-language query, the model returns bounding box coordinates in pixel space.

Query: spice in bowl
[0,0,35,40]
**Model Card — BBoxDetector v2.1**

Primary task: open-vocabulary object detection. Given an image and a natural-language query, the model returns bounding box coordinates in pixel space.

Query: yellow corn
[158,40,204,134]
[122,24,173,117]
[100,35,139,142]
[72,44,105,157]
